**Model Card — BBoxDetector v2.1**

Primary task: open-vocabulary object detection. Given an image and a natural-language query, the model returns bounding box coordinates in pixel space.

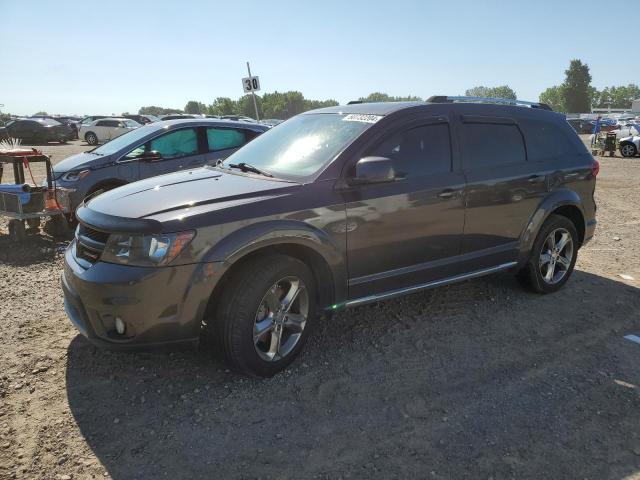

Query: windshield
[91,124,159,155]
[222,113,377,178]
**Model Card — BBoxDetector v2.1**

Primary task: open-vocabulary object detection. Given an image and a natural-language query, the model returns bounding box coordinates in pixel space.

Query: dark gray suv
[62,97,598,376]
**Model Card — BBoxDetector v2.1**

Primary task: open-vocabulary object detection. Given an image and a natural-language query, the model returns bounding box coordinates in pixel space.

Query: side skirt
[344,261,517,308]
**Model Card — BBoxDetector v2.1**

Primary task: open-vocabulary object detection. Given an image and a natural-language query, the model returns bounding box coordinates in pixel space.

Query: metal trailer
[0,149,71,241]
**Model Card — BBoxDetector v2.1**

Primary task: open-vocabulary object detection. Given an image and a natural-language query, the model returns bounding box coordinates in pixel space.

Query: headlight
[62,169,91,182]
[101,231,195,266]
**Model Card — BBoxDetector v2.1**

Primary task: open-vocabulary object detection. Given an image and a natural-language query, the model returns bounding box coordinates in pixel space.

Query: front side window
[461,123,526,168]
[207,128,246,151]
[366,123,452,177]
[149,128,198,159]
[222,113,374,178]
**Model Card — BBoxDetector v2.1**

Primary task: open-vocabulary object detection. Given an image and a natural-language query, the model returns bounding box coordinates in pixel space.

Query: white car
[619,135,640,157]
[79,117,141,145]
[611,123,640,139]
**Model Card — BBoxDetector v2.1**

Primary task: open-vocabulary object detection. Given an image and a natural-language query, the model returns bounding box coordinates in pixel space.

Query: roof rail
[426,95,552,111]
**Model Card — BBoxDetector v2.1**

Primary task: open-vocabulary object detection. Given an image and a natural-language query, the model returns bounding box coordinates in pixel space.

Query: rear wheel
[85,132,98,146]
[620,143,637,157]
[517,214,578,293]
[210,254,317,377]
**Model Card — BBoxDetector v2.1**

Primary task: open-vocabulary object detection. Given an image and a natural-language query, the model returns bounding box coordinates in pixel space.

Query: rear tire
[516,214,579,294]
[209,254,317,377]
[85,132,98,146]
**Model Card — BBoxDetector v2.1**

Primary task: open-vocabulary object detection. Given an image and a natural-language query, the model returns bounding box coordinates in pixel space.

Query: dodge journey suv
[62,97,598,376]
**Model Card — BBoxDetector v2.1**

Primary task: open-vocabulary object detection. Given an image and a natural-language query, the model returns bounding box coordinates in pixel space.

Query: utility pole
[246,62,260,121]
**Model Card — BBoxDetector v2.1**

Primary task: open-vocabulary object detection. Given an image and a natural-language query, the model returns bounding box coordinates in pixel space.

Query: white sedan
[619,135,640,157]
[611,123,640,139]
[79,117,141,145]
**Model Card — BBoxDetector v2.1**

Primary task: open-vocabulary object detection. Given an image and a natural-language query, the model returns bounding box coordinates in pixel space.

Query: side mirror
[350,156,395,185]
[141,150,163,162]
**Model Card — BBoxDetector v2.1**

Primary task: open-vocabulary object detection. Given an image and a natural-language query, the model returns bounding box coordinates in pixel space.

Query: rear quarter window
[521,119,576,162]
[461,122,526,169]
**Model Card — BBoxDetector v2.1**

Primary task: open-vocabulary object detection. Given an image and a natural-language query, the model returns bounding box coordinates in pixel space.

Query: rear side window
[97,120,119,128]
[206,128,246,151]
[461,123,526,168]
[367,123,452,177]
[149,128,198,158]
[521,119,576,162]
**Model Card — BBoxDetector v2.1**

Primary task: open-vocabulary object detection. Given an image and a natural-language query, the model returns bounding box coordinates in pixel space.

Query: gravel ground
[1,139,639,479]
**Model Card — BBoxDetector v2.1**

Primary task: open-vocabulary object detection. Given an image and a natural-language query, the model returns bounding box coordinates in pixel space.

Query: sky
[1,0,638,116]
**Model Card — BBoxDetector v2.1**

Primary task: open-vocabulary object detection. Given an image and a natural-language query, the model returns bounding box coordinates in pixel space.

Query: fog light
[115,317,126,335]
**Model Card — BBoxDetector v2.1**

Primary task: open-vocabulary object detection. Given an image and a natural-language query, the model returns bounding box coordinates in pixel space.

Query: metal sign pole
[246,62,260,121]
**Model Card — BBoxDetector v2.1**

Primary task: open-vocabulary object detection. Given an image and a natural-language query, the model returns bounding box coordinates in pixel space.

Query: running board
[345,262,518,308]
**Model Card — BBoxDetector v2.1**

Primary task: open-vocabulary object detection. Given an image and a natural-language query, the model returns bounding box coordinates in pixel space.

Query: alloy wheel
[539,227,574,285]
[253,276,309,362]
[621,144,636,157]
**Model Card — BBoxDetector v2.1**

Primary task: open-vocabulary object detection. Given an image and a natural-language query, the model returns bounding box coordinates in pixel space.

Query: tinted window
[207,128,246,151]
[149,128,198,158]
[462,123,525,168]
[367,123,452,177]
[521,119,575,161]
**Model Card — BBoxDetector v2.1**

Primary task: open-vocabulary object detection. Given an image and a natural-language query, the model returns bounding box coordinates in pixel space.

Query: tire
[85,132,98,146]
[620,143,637,157]
[516,214,579,294]
[210,254,317,377]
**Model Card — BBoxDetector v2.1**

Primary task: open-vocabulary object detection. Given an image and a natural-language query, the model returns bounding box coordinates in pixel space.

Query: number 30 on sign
[242,76,260,93]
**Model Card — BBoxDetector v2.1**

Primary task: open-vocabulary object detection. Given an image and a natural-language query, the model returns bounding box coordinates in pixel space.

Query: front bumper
[62,242,224,349]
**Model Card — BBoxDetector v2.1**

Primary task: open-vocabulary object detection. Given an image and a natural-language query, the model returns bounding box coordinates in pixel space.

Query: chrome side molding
[345,262,518,308]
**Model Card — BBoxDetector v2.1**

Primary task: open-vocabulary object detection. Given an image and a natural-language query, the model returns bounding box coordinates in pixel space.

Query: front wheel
[210,254,317,377]
[517,214,579,293]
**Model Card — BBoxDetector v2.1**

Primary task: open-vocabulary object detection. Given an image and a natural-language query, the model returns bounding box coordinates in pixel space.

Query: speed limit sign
[242,76,260,93]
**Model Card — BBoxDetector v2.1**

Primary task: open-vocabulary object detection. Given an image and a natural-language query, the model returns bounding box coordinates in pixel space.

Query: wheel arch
[520,190,586,260]
[86,178,128,196]
[202,221,347,317]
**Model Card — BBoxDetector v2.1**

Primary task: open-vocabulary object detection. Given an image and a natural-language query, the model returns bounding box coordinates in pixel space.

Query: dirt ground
[1,138,639,479]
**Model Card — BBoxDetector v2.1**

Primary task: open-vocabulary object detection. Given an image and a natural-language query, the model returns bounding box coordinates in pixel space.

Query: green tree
[465,85,517,100]
[592,84,640,109]
[138,106,183,116]
[184,100,206,114]
[235,94,262,119]
[562,59,592,113]
[34,111,48,116]
[358,92,422,102]
[208,97,237,116]
[539,85,566,112]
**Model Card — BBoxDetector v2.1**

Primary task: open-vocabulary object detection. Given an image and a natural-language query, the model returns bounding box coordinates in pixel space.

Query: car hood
[85,167,299,220]
[53,151,110,174]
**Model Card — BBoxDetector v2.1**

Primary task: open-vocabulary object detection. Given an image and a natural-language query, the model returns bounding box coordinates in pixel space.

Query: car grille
[76,224,109,264]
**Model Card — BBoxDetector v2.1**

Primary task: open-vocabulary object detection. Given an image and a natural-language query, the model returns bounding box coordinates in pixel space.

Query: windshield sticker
[342,114,383,124]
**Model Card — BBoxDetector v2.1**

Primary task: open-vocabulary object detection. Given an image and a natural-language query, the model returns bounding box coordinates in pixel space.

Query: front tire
[210,254,317,377]
[85,132,98,146]
[517,214,579,293]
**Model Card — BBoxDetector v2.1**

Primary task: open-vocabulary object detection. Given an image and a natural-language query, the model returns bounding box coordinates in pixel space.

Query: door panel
[459,117,548,267]
[344,120,466,298]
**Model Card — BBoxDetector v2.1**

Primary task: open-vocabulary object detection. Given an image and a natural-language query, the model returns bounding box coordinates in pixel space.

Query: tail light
[592,159,600,177]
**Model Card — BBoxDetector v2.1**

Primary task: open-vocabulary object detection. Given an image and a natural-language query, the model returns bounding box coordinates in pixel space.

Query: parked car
[62,98,598,376]
[124,114,160,125]
[78,118,141,145]
[31,115,82,139]
[53,119,268,211]
[160,114,197,121]
[567,118,595,134]
[78,115,108,128]
[619,135,640,157]
[611,123,640,139]
[1,118,73,144]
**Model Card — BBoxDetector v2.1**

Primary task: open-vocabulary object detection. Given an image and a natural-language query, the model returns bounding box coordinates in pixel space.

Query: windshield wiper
[227,162,273,177]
